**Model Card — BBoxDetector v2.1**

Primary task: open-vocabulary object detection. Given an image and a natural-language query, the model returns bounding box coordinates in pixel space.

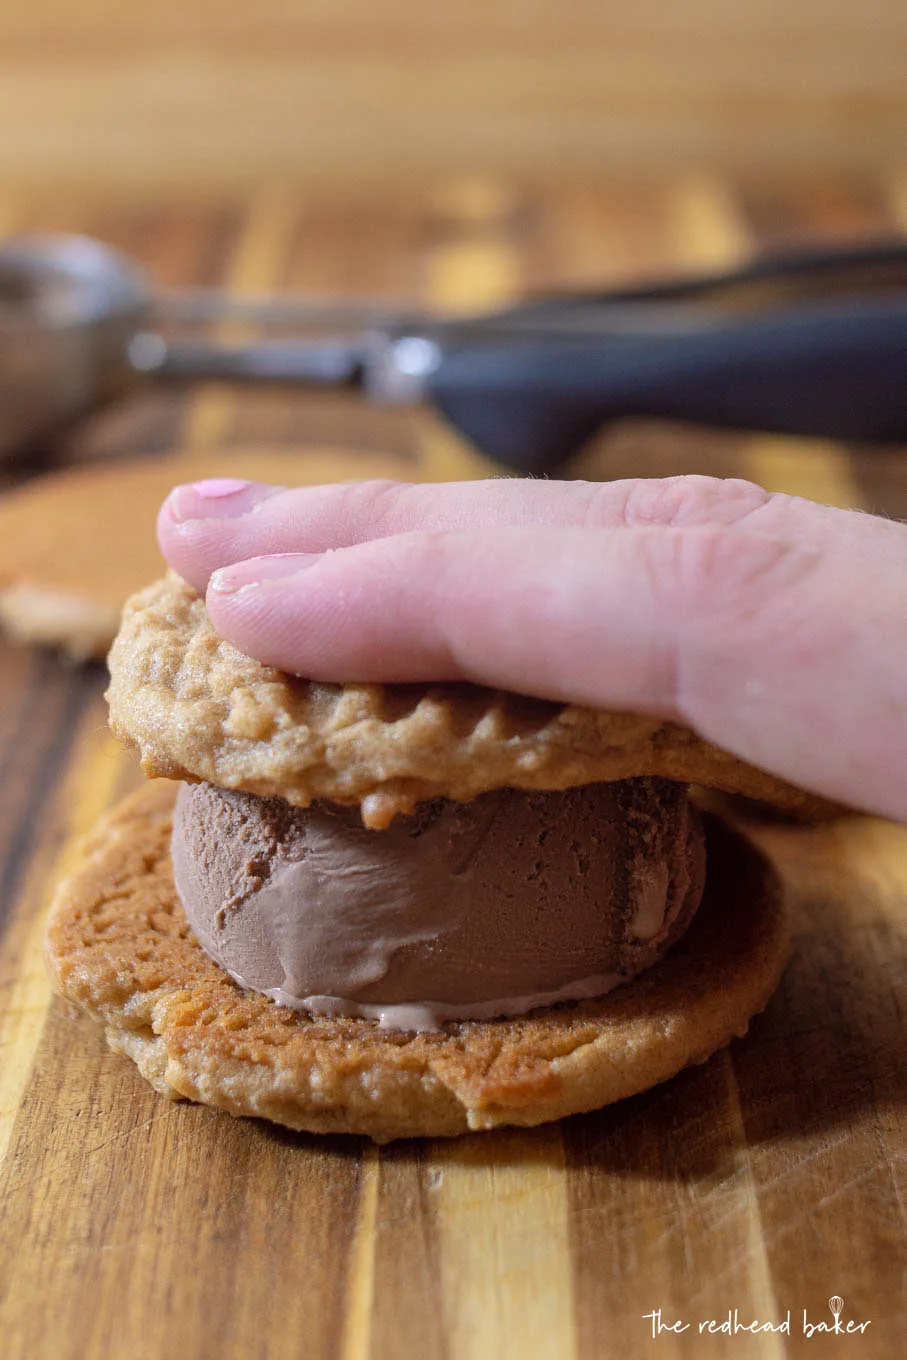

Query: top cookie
[107,572,837,828]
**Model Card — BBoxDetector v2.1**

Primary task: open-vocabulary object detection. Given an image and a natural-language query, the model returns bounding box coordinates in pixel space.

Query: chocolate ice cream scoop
[171,778,705,1031]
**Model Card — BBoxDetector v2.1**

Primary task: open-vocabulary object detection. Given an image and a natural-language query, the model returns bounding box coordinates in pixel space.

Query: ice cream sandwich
[45,572,823,1140]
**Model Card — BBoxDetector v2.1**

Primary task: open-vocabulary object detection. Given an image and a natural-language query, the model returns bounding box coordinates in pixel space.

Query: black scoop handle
[426,296,907,474]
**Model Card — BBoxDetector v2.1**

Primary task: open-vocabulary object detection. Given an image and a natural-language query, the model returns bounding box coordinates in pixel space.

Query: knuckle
[617,475,773,529]
[345,478,415,535]
[676,528,818,617]
[667,526,823,722]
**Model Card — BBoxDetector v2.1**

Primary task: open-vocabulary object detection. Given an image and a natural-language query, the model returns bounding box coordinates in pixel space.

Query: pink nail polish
[192,478,252,500]
[210,553,321,594]
[168,479,278,523]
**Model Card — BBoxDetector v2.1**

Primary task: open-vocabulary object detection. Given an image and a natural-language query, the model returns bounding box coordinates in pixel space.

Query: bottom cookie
[45,781,789,1142]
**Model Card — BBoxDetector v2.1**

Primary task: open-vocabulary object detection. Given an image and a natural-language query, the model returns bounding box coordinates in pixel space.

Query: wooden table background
[3,3,907,186]
[0,172,905,1359]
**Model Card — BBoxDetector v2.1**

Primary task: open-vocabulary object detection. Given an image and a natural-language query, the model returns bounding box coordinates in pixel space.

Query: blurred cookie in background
[0,448,412,660]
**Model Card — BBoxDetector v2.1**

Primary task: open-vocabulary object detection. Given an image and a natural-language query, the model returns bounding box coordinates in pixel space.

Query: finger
[161,475,654,591]
[207,526,682,704]
[159,472,883,595]
[205,520,907,821]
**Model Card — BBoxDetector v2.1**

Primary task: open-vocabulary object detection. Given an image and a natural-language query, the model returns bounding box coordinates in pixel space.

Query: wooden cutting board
[0,175,905,1359]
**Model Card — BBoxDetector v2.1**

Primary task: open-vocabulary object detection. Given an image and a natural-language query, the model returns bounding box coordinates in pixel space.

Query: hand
[158,474,907,822]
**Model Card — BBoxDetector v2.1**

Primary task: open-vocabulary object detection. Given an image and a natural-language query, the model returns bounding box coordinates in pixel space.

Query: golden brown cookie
[45,781,789,1142]
[107,572,840,827]
[0,448,411,659]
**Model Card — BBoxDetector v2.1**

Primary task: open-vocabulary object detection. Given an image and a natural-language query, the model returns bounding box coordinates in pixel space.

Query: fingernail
[168,479,279,523]
[210,553,322,595]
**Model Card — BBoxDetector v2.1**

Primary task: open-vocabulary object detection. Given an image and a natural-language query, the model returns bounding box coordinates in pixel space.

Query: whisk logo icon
[801,1294,871,1337]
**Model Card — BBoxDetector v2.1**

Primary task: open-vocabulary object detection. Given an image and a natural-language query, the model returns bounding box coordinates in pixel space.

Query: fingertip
[155,494,195,577]
[155,496,210,593]
[156,479,289,591]
[208,552,323,596]
[203,552,332,676]
[165,478,285,525]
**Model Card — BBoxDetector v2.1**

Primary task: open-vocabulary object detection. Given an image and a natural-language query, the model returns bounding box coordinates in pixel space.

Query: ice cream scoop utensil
[2,232,907,472]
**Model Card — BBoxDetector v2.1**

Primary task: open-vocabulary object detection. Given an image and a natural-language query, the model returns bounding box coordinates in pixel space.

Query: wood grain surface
[0,174,905,1359]
[2,4,907,187]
